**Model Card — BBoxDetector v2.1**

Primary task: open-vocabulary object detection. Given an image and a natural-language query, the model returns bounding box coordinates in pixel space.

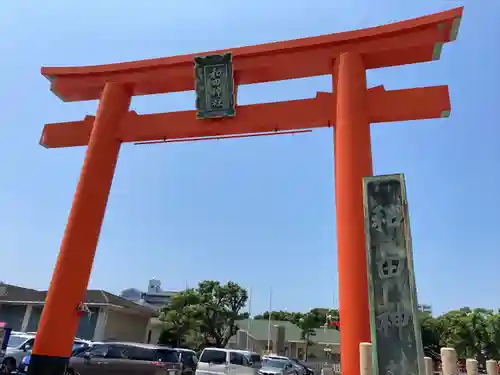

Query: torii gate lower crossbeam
[29,7,461,375]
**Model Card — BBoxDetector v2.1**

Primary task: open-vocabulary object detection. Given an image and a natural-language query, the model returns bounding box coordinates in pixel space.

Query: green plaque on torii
[194,53,236,120]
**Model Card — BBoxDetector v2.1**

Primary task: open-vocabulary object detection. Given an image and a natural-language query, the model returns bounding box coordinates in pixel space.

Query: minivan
[195,348,261,375]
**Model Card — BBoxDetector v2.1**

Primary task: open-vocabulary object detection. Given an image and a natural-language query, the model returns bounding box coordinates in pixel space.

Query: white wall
[103,309,150,343]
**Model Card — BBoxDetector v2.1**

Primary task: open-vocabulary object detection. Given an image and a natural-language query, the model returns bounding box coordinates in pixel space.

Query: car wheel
[2,358,16,372]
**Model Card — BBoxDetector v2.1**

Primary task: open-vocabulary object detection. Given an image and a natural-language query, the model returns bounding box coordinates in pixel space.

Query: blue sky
[0,0,498,317]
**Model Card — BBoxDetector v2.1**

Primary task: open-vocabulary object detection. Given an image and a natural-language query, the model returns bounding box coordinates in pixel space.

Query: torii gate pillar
[29,83,131,375]
[334,52,373,375]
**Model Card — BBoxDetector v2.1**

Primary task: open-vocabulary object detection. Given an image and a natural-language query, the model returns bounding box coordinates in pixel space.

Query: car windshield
[263,359,287,369]
[7,336,29,348]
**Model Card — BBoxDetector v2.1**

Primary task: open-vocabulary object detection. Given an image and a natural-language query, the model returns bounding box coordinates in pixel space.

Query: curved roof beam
[42,7,462,102]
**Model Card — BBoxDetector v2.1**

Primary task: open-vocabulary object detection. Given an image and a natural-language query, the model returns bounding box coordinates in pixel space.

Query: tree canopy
[254,308,340,326]
[432,308,500,363]
[159,280,248,349]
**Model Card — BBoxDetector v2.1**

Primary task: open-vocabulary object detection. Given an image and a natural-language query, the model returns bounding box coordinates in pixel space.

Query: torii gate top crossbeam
[42,7,462,102]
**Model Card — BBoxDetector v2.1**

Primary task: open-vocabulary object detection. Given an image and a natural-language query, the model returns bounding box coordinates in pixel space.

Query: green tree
[438,308,495,364]
[255,308,340,329]
[326,309,340,323]
[485,311,500,360]
[254,311,302,323]
[297,312,319,361]
[159,280,248,349]
[419,312,441,359]
[158,327,182,347]
[158,289,199,347]
[194,280,248,347]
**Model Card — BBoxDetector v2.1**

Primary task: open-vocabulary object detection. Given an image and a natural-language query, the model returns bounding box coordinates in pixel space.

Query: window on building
[297,348,305,360]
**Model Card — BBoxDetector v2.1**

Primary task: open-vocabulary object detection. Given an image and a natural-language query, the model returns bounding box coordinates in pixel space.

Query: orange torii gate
[30,7,462,375]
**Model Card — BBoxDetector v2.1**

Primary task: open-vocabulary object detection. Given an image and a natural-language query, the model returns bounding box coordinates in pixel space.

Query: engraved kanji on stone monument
[363,174,425,375]
[194,53,236,119]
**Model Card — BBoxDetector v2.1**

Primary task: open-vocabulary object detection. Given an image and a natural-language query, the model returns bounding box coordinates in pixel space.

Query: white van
[195,348,261,375]
[3,332,36,371]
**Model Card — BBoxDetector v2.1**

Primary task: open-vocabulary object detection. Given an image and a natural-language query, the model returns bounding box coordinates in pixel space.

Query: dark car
[290,359,315,375]
[67,342,182,375]
[18,340,91,374]
[173,348,198,375]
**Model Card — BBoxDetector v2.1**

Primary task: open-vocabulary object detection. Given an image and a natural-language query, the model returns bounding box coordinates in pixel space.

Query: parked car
[67,342,181,375]
[264,355,288,361]
[173,348,198,375]
[264,355,306,375]
[2,332,35,372]
[260,357,298,375]
[196,348,261,375]
[70,340,93,357]
[18,339,92,374]
[289,359,314,375]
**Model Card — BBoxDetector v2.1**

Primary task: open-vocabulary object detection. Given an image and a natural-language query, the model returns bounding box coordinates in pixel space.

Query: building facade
[417,304,433,315]
[120,279,179,310]
[226,319,340,361]
[0,283,157,343]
